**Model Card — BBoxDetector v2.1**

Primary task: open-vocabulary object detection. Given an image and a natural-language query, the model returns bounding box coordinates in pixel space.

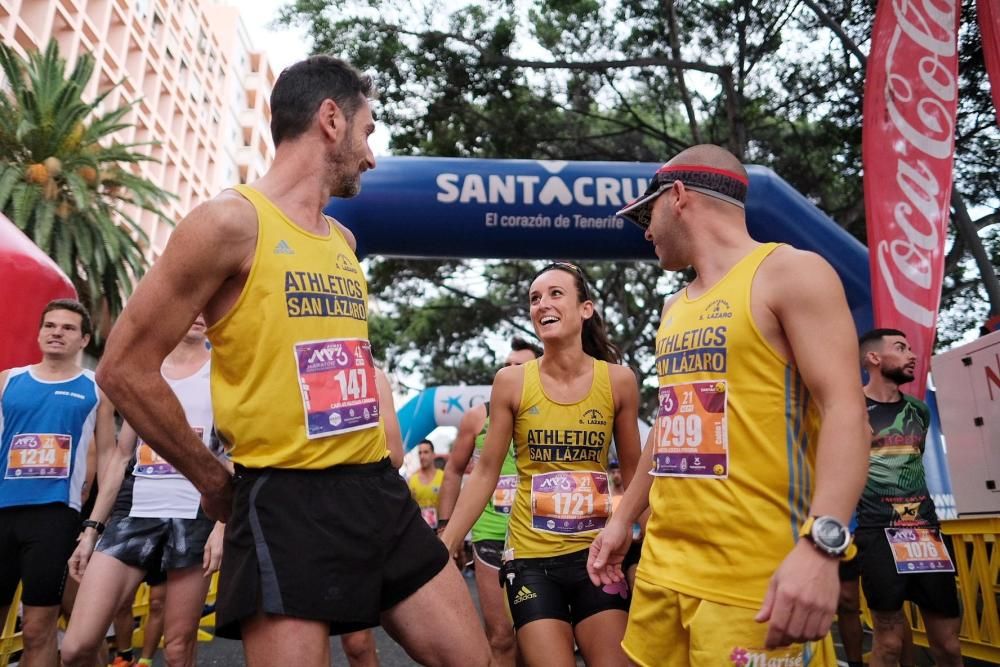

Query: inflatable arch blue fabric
[323,157,953,506]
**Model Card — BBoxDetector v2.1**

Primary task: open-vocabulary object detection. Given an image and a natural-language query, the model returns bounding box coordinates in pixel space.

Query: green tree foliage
[280,0,999,404]
[0,41,174,332]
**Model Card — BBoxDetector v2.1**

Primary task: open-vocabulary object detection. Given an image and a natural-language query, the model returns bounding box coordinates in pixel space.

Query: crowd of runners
[0,54,966,667]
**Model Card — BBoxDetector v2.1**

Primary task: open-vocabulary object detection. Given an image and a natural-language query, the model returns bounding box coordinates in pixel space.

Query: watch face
[814,517,847,549]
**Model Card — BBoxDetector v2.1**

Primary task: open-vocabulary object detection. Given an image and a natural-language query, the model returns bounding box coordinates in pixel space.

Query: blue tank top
[0,367,100,511]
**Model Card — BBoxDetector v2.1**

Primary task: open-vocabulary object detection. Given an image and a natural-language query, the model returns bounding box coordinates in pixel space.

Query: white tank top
[124,360,218,519]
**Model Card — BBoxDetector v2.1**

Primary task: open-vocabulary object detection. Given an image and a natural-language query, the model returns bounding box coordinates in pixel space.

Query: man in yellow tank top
[587,144,870,666]
[408,440,445,528]
[96,56,491,666]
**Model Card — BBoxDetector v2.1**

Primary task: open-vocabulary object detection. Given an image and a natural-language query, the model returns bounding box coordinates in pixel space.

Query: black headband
[616,164,749,228]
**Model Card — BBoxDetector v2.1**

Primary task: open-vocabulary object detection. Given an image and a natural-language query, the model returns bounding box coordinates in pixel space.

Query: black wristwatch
[436,518,450,533]
[80,519,105,535]
[799,516,851,558]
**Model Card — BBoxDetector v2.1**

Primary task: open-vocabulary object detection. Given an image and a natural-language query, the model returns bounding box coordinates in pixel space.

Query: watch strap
[799,515,852,559]
[80,519,105,534]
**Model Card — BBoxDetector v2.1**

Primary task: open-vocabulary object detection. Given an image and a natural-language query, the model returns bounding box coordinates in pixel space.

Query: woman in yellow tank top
[441,263,642,667]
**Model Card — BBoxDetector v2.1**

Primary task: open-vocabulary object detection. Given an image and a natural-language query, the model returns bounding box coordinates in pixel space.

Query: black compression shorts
[0,503,79,607]
[500,548,630,629]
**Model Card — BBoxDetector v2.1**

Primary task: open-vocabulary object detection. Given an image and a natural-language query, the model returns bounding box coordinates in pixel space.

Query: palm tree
[0,40,174,332]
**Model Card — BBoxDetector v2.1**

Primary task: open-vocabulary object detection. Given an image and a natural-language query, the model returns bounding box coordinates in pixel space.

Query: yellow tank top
[507,359,615,559]
[638,243,820,609]
[207,185,387,469]
[408,468,444,509]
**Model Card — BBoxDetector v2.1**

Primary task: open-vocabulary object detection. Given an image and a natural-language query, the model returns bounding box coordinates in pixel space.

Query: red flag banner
[862,0,961,398]
[979,0,1000,127]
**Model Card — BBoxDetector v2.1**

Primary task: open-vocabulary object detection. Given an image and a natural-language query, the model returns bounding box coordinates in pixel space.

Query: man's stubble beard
[326,149,361,199]
[882,365,915,386]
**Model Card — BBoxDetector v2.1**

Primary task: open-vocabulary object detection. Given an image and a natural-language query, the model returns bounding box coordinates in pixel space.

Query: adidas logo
[274,240,294,255]
[512,586,537,605]
[527,406,540,415]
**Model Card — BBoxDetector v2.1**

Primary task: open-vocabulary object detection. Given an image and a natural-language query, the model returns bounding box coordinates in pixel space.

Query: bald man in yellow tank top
[587,145,869,666]
[96,56,491,667]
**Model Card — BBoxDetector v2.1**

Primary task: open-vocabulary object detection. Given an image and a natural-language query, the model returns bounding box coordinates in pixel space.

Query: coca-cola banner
[862,0,960,399]
[979,0,1000,127]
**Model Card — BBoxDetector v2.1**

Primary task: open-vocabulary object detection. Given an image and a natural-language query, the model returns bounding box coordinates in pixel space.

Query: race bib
[5,433,71,479]
[420,506,438,529]
[530,470,611,534]
[651,380,728,478]
[492,475,517,515]
[294,338,380,439]
[133,427,204,478]
[885,527,955,574]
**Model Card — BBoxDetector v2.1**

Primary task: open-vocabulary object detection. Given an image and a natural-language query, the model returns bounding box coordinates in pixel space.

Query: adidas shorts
[500,549,630,629]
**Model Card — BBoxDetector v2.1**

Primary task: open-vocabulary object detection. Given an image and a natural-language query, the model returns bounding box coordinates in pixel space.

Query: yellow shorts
[622,578,837,667]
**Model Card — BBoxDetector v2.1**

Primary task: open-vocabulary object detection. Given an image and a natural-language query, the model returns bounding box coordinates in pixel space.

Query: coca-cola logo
[874,0,958,328]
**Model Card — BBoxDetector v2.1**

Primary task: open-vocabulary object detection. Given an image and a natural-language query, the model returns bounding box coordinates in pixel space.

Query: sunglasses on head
[534,262,592,300]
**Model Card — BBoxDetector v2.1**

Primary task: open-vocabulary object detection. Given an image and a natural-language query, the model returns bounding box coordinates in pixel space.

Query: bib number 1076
[885,527,955,574]
[902,540,940,559]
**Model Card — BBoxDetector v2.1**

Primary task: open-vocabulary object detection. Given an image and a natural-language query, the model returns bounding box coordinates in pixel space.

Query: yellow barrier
[859,516,1000,663]
[0,573,218,667]
[0,584,22,667]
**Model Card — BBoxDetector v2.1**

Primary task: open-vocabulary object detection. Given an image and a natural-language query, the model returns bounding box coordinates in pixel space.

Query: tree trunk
[951,190,1000,315]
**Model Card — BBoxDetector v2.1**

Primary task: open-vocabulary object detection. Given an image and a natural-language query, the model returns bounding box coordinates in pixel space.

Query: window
[151,12,163,39]
[183,5,197,36]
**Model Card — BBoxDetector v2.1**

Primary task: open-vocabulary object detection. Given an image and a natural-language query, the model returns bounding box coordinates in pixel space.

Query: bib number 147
[333,368,367,400]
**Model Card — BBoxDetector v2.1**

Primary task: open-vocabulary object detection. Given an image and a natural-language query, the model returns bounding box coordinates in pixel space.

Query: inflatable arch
[324,157,874,330]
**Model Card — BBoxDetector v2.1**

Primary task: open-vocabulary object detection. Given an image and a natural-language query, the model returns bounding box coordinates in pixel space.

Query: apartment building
[0,0,276,255]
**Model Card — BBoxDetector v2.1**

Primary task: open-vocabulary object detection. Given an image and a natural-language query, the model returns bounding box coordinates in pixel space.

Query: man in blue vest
[0,299,116,666]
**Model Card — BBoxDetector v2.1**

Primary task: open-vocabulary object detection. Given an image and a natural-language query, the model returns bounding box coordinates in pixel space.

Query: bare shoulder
[97,387,113,407]
[0,369,8,399]
[761,245,837,282]
[150,190,259,286]
[758,245,842,302]
[182,190,258,243]
[458,402,488,432]
[492,364,526,408]
[608,363,639,407]
[329,217,358,253]
[661,290,684,318]
[607,363,638,387]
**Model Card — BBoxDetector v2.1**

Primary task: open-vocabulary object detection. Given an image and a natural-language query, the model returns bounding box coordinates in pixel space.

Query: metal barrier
[859,517,1000,663]
[0,574,218,667]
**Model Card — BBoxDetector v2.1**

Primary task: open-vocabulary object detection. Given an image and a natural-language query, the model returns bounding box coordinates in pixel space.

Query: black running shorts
[215,459,449,638]
[0,503,80,607]
[473,539,504,570]
[500,549,630,629]
[855,527,960,617]
[838,554,861,581]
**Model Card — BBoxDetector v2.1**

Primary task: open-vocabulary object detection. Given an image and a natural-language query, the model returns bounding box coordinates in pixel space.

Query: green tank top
[471,404,518,542]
